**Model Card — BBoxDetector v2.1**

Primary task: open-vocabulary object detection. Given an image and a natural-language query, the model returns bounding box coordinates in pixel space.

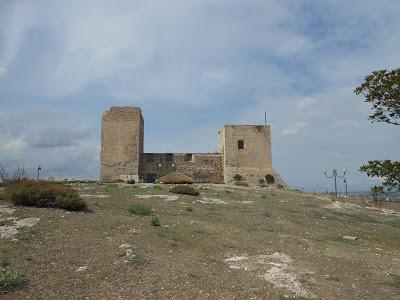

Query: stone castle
[100,106,285,186]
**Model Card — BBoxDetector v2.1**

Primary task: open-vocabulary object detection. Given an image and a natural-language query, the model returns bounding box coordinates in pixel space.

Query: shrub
[150,216,161,226]
[169,185,200,196]
[277,184,284,189]
[233,174,243,181]
[126,179,135,184]
[259,179,266,186]
[0,267,27,294]
[265,174,275,184]
[157,172,193,184]
[5,180,87,211]
[185,207,193,212]
[128,203,152,216]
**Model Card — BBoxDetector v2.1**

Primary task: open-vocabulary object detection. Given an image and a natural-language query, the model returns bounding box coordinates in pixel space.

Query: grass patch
[329,211,378,223]
[169,185,200,196]
[0,267,27,294]
[158,228,183,242]
[386,218,400,228]
[384,273,400,291]
[5,180,87,211]
[128,203,152,216]
[262,211,272,218]
[150,216,161,226]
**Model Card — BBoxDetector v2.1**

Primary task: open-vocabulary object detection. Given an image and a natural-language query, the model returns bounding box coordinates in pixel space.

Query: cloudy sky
[1,0,399,192]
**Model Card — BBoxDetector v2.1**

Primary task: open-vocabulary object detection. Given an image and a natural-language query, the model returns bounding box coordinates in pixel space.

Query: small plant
[265,174,275,185]
[234,181,249,187]
[233,174,243,181]
[0,267,27,294]
[185,207,193,212]
[150,216,161,226]
[128,203,152,216]
[169,185,200,196]
[277,184,284,189]
[259,179,266,186]
[126,179,135,184]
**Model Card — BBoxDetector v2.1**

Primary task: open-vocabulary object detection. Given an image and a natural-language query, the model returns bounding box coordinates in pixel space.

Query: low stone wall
[140,153,223,183]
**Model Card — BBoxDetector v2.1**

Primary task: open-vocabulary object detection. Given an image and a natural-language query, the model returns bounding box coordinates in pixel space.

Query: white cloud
[282,122,308,135]
[1,138,28,154]
[298,97,317,108]
[0,67,7,78]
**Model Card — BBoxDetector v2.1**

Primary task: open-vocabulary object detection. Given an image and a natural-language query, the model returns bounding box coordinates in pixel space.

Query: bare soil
[1,183,400,299]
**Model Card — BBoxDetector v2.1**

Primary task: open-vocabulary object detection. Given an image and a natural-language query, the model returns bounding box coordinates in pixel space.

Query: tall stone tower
[100,107,144,182]
[219,125,272,185]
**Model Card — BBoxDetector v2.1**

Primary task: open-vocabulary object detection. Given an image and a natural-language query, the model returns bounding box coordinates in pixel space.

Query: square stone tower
[100,107,144,182]
[219,125,272,185]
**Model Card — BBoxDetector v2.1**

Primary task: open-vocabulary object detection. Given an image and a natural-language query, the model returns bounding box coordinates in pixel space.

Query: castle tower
[100,107,144,182]
[219,125,272,185]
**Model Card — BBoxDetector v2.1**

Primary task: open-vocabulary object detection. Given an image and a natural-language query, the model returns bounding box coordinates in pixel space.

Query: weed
[129,255,150,267]
[153,185,163,190]
[150,216,161,226]
[128,203,152,216]
[0,267,27,294]
[263,211,272,218]
[185,207,193,212]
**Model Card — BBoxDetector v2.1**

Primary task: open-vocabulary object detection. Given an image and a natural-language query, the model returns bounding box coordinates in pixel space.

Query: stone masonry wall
[220,125,273,185]
[100,107,143,182]
[140,153,223,183]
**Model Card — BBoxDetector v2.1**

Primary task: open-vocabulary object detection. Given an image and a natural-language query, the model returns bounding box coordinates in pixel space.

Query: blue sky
[0,0,399,192]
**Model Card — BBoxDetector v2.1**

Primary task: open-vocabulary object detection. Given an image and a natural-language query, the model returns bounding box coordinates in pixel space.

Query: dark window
[238,140,245,149]
[185,154,193,162]
[166,153,173,161]
[147,154,154,162]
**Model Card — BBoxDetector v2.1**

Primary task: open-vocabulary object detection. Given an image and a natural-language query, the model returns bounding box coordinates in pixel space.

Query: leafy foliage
[169,185,200,196]
[5,180,87,211]
[0,267,27,294]
[360,160,400,192]
[233,174,243,181]
[354,68,400,126]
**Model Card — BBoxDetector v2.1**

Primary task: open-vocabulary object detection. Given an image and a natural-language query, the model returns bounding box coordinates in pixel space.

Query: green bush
[157,172,193,184]
[259,179,266,186]
[265,174,275,184]
[128,203,152,216]
[234,181,249,187]
[169,185,200,196]
[0,267,27,294]
[5,180,87,211]
[185,207,193,212]
[126,179,135,184]
[150,216,161,226]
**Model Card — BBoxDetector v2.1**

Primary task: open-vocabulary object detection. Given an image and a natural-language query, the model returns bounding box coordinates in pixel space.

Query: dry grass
[0,183,400,299]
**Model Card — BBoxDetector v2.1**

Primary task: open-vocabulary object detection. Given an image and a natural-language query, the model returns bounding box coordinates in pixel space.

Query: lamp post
[323,169,346,197]
[343,177,348,197]
[37,165,41,180]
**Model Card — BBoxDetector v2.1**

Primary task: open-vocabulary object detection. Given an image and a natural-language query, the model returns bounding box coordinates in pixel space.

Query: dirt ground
[0,183,400,299]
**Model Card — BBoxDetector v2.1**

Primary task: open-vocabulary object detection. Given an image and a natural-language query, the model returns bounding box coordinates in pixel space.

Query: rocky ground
[0,183,400,299]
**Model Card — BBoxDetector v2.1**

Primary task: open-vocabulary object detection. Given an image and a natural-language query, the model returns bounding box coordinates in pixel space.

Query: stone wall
[219,125,273,185]
[140,153,223,183]
[100,107,143,182]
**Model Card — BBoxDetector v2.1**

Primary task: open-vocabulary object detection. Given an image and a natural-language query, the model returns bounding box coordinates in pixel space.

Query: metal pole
[344,178,348,197]
[264,112,267,125]
[37,166,41,180]
[334,175,337,197]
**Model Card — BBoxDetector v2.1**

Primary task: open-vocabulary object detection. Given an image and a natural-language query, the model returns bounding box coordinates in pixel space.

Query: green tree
[354,68,400,125]
[354,68,400,192]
